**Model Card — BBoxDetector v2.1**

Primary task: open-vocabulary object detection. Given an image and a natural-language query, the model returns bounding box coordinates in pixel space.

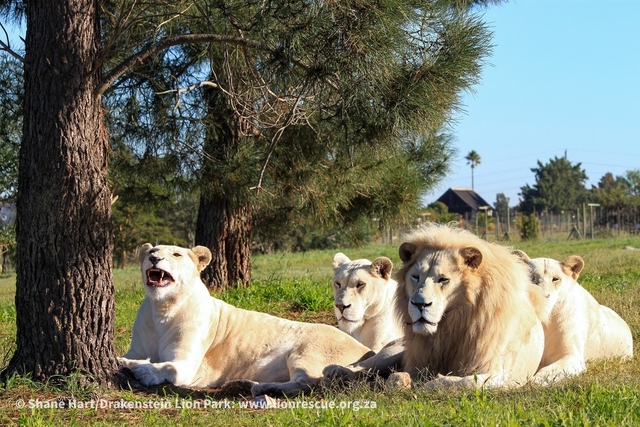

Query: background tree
[591,172,632,232]
[592,172,629,210]
[519,213,540,241]
[624,170,640,201]
[519,156,589,214]
[494,192,510,223]
[424,201,459,224]
[0,53,21,271]
[465,149,481,190]
[0,53,21,204]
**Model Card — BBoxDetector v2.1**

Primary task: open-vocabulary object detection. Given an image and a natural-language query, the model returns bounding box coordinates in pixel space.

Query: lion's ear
[333,252,351,270]
[460,247,482,269]
[399,242,417,263]
[138,243,153,263]
[370,257,393,280]
[192,246,213,272]
[561,255,584,280]
[512,249,531,264]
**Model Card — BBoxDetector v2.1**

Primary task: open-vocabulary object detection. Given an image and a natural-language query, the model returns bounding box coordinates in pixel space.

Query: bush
[519,214,540,241]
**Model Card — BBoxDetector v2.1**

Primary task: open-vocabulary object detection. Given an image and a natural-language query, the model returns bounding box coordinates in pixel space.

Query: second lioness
[332,253,404,351]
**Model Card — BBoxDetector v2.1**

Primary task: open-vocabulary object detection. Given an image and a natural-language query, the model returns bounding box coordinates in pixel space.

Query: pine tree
[105,0,497,288]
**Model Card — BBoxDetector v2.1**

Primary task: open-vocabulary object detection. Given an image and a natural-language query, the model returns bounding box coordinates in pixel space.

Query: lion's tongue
[147,269,173,287]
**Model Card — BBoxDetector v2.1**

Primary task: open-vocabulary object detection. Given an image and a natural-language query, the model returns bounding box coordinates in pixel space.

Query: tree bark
[194,82,252,290]
[195,195,252,290]
[8,0,119,383]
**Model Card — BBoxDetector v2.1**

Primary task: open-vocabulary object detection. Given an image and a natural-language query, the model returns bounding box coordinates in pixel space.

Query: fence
[378,205,640,244]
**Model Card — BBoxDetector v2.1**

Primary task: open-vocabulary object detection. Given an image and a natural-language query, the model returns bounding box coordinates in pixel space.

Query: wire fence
[378,205,640,245]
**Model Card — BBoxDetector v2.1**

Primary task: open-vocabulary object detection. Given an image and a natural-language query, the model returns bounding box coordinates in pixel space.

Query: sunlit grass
[1,236,640,425]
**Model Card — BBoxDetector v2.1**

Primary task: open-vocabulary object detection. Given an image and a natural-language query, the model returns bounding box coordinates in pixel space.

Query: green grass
[2,236,640,425]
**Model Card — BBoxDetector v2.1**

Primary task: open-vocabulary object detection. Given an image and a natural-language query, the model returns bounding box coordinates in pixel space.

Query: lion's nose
[335,303,351,313]
[410,300,432,311]
[149,254,163,264]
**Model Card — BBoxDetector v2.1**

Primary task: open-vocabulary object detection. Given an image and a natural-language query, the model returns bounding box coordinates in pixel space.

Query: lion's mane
[395,224,541,380]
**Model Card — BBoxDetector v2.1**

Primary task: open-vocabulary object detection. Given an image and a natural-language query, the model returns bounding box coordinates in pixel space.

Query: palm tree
[465,150,481,190]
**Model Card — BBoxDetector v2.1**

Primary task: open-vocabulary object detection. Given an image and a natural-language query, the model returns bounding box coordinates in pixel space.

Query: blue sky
[426,0,640,207]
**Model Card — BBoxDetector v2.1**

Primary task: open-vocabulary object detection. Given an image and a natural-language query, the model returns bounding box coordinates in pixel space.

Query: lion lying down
[331,253,404,351]
[513,251,633,384]
[119,243,373,397]
[324,224,547,389]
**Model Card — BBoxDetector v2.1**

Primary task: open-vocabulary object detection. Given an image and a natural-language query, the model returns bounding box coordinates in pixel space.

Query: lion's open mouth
[146,268,174,287]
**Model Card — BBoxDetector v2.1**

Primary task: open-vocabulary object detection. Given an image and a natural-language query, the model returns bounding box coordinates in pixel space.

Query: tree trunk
[194,81,252,291]
[195,195,252,290]
[8,0,118,383]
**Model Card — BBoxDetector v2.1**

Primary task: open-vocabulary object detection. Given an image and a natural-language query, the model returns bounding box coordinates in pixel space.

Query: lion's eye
[356,282,366,290]
[552,276,560,283]
[334,282,341,289]
[411,274,420,284]
[173,253,182,257]
[438,277,450,286]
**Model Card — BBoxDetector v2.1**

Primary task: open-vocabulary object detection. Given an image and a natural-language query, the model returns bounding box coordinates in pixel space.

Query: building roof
[436,188,493,216]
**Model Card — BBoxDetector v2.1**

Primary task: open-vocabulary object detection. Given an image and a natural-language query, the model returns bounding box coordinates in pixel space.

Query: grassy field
[1,236,640,425]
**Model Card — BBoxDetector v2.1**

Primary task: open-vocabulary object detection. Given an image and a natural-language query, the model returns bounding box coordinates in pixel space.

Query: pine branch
[96,34,264,96]
[96,32,334,96]
[0,23,24,63]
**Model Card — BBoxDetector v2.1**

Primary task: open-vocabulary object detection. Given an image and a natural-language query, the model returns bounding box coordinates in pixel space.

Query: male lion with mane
[324,223,546,389]
[119,243,373,397]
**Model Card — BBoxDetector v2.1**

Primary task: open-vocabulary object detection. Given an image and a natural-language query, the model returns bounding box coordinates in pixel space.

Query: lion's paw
[118,356,140,368]
[322,364,356,386]
[220,379,258,396]
[130,363,163,386]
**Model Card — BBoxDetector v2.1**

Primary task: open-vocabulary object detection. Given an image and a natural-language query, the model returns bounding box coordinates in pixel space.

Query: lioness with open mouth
[119,243,373,397]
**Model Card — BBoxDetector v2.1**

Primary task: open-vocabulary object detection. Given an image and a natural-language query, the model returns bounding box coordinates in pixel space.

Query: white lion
[324,224,546,389]
[331,253,404,351]
[513,251,633,384]
[119,243,373,397]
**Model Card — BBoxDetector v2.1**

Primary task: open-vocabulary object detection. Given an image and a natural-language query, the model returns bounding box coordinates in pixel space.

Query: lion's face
[399,243,482,336]
[138,243,212,300]
[527,255,584,309]
[332,253,393,334]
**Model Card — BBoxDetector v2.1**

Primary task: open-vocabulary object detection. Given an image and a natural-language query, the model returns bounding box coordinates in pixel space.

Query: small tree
[424,201,458,224]
[519,213,540,241]
[465,150,481,190]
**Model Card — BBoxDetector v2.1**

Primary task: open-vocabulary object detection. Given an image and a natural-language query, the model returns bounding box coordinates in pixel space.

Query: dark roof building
[436,188,493,217]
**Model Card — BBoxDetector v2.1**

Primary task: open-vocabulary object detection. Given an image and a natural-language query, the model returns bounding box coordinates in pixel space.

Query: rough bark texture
[195,195,252,290]
[194,84,252,290]
[9,0,119,383]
